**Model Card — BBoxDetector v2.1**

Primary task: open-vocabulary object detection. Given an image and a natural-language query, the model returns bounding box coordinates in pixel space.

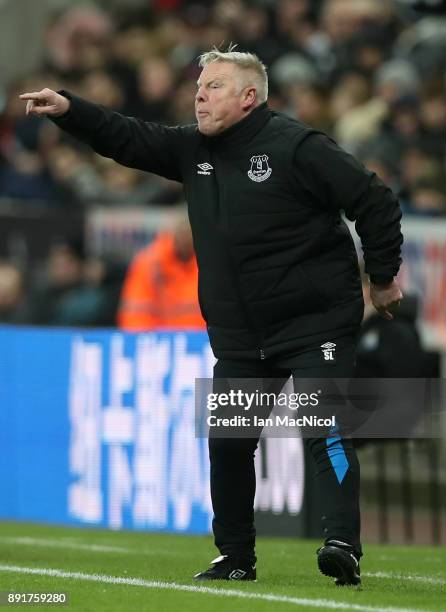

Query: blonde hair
[198,45,268,103]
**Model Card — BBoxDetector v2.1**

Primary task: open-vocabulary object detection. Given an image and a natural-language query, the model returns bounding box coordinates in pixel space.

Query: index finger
[19,92,46,100]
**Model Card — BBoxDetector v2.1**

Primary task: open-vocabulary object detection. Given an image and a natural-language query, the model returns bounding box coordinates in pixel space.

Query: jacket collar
[202,102,271,150]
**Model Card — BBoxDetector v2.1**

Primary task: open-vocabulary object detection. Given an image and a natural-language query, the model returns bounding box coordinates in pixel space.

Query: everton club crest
[247,154,272,182]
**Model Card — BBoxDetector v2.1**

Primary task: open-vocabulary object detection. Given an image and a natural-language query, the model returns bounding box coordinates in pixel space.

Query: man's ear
[241,86,257,110]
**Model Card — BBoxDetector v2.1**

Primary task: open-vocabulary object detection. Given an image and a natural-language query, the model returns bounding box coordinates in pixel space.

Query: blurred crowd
[0,236,126,326]
[1,0,446,214]
[1,0,446,327]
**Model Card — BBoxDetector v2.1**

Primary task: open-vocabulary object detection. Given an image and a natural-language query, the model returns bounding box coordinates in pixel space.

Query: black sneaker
[317,539,361,586]
[194,555,257,581]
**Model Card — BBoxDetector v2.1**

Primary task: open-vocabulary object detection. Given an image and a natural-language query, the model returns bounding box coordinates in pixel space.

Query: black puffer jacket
[52,95,403,360]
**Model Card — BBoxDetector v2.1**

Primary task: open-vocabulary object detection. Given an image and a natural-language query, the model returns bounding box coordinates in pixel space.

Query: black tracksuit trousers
[209,336,362,562]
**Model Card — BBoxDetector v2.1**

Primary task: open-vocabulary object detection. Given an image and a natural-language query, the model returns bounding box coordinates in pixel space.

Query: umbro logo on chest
[197,163,213,175]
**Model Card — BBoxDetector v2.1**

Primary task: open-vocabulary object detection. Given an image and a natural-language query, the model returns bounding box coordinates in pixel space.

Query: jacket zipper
[217,156,264,361]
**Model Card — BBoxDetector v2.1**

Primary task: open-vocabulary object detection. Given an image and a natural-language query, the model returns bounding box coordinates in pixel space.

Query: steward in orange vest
[118,218,205,331]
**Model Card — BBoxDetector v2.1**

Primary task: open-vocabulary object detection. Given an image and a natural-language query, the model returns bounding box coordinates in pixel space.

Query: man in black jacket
[21,48,403,586]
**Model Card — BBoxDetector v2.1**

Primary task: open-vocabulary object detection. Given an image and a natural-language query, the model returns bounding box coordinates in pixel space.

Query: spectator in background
[232,2,282,67]
[22,237,122,326]
[165,77,198,124]
[399,146,438,202]
[0,261,26,323]
[330,73,371,124]
[408,170,446,216]
[134,57,176,122]
[118,207,205,331]
[332,74,387,153]
[80,70,125,110]
[288,82,333,133]
[45,143,103,205]
[23,237,86,324]
[362,154,399,194]
[44,5,114,77]
[419,83,446,159]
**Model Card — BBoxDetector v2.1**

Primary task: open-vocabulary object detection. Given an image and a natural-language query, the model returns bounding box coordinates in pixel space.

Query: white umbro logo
[321,342,336,361]
[228,569,247,580]
[197,162,213,175]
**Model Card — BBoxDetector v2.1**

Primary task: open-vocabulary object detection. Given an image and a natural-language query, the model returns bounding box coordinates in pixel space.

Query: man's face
[195,62,254,136]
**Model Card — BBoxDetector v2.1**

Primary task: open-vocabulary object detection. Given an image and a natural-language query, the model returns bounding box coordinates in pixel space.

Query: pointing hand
[19,88,70,117]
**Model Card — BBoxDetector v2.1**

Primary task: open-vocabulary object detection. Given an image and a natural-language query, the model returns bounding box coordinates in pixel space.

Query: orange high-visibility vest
[117,233,205,331]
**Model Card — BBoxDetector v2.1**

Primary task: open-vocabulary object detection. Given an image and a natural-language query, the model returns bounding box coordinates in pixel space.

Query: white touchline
[0,536,134,554]
[0,564,422,612]
[1,538,443,590]
[0,536,179,557]
[366,572,446,586]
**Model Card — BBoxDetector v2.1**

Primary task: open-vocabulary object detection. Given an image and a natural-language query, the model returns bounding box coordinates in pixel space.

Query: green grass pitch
[0,521,445,611]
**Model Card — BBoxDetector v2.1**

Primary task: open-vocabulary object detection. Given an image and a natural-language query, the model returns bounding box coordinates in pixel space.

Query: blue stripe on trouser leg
[326,430,349,484]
